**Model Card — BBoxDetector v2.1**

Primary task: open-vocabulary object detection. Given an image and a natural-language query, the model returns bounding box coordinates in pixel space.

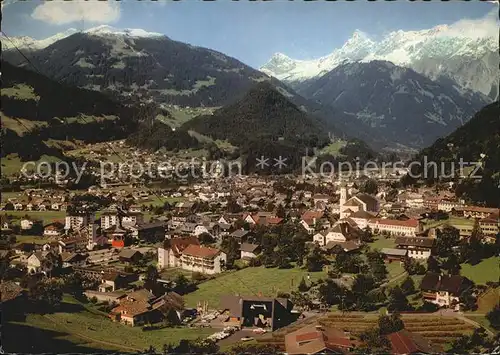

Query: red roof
[301,211,324,222]
[182,244,221,259]
[370,218,419,228]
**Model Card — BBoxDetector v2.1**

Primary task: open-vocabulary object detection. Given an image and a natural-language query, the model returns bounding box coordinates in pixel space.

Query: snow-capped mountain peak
[84,25,165,38]
[260,20,499,100]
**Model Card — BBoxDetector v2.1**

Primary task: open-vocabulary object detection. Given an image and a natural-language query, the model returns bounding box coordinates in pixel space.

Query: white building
[179,245,226,275]
[368,218,421,237]
[65,209,95,231]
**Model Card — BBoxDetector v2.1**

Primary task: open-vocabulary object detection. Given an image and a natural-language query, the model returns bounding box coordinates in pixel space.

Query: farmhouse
[394,236,434,260]
[420,273,472,309]
[284,324,353,355]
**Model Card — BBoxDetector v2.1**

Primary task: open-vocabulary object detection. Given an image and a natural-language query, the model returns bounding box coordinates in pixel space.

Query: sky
[2,0,498,68]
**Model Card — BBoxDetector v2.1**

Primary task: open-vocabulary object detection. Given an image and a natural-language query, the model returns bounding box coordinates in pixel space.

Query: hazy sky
[2,0,498,68]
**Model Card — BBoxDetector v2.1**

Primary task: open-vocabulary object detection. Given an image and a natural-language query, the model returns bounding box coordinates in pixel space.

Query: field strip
[43,314,143,352]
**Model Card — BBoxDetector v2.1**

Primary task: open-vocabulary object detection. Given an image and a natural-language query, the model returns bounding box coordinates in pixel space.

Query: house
[387,329,437,354]
[325,240,361,254]
[122,212,144,227]
[455,206,499,219]
[380,248,408,263]
[420,273,473,309]
[240,243,261,260]
[300,211,325,234]
[284,324,353,355]
[20,218,42,231]
[394,236,434,260]
[43,222,64,237]
[61,252,87,268]
[180,245,226,274]
[220,295,294,331]
[100,272,135,292]
[58,237,87,254]
[118,249,143,264]
[349,210,376,229]
[109,289,162,326]
[131,221,165,241]
[230,229,252,243]
[313,220,361,247]
[157,236,200,269]
[368,218,421,237]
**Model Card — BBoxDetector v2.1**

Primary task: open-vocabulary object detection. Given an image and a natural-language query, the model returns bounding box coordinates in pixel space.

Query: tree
[459,286,477,311]
[198,232,215,245]
[435,226,460,257]
[168,338,219,354]
[443,253,461,275]
[305,245,326,272]
[28,278,63,312]
[486,304,500,330]
[173,274,194,295]
[360,178,378,195]
[387,286,411,312]
[400,276,416,295]
[317,279,343,306]
[290,290,314,310]
[378,312,404,335]
[359,327,391,353]
[426,255,441,273]
[360,226,374,243]
[220,235,240,269]
[298,277,309,292]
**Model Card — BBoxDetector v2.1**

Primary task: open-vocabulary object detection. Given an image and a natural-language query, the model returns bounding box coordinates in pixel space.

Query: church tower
[339,182,349,219]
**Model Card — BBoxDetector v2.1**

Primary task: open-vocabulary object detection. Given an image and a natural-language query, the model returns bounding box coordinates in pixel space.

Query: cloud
[437,8,499,40]
[31,1,120,25]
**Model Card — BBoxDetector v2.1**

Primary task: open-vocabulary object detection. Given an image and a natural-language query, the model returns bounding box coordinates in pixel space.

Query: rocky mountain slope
[0,60,151,161]
[418,102,500,207]
[261,23,499,100]
[2,25,270,107]
[296,61,488,149]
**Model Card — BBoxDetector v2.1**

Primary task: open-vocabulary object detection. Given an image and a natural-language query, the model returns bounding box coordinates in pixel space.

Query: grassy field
[423,216,474,229]
[1,153,61,177]
[14,235,53,245]
[184,266,327,308]
[367,237,396,250]
[319,140,348,157]
[4,295,214,353]
[460,257,500,285]
[386,261,405,279]
[1,210,66,225]
[138,196,185,207]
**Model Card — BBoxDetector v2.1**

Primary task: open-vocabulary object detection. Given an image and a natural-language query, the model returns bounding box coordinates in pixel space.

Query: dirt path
[43,314,143,352]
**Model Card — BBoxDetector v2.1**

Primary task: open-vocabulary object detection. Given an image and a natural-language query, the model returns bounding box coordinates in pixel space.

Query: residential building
[420,273,472,309]
[284,324,352,355]
[380,248,408,263]
[394,236,434,260]
[239,243,261,260]
[456,206,500,219]
[65,209,95,231]
[220,295,294,331]
[157,236,200,269]
[387,329,437,354]
[180,245,226,274]
[109,289,162,326]
[368,218,421,237]
[313,220,361,247]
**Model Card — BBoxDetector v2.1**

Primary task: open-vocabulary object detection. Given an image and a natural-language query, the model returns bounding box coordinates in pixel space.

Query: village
[1,168,499,354]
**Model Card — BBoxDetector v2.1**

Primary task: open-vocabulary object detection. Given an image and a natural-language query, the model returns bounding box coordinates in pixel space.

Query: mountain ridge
[261,21,499,100]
